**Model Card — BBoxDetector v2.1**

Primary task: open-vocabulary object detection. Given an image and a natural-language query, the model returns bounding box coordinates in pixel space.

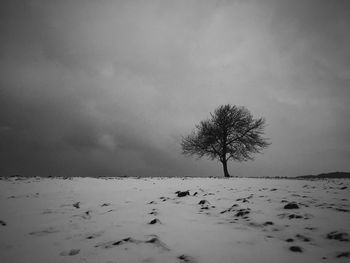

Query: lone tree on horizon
[181,104,270,177]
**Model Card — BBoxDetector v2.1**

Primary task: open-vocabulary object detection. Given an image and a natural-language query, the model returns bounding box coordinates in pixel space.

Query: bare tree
[181,104,270,177]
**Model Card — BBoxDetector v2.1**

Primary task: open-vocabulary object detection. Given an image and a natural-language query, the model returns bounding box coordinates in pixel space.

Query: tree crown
[181,104,270,163]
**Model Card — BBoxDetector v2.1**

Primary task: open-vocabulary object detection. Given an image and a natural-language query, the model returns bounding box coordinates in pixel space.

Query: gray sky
[1,0,350,177]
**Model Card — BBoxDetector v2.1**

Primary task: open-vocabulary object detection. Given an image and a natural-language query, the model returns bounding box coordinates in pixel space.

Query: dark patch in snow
[95,237,135,248]
[198,200,209,205]
[177,191,190,197]
[72,211,91,219]
[289,246,303,252]
[235,208,251,217]
[86,231,103,240]
[95,235,170,251]
[334,208,350,212]
[288,214,303,219]
[159,196,170,202]
[149,218,161,224]
[305,227,317,231]
[144,235,170,250]
[29,228,60,236]
[113,237,133,246]
[60,249,80,256]
[220,204,239,214]
[296,234,311,242]
[178,254,196,262]
[326,231,349,242]
[284,202,299,209]
[203,192,215,196]
[336,252,350,258]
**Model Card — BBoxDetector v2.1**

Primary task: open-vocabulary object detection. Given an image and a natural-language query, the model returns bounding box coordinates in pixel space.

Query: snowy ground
[0,177,349,263]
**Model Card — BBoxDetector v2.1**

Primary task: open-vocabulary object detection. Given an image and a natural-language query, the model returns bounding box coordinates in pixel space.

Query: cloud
[0,0,349,177]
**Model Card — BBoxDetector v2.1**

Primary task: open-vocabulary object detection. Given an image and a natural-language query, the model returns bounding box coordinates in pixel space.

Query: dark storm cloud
[1,0,349,177]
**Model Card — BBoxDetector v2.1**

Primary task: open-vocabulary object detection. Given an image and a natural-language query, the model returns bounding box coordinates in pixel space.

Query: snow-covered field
[0,177,349,263]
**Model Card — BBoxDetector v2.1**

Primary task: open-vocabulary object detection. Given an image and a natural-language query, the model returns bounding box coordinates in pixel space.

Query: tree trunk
[222,159,230,177]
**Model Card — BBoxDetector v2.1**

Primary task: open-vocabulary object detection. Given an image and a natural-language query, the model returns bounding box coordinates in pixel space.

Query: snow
[0,177,349,263]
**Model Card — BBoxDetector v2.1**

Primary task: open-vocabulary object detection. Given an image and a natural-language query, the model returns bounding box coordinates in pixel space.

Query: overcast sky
[1,0,349,177]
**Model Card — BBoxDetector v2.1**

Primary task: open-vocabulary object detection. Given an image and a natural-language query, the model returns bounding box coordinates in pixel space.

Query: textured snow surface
[0,177,349,263]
